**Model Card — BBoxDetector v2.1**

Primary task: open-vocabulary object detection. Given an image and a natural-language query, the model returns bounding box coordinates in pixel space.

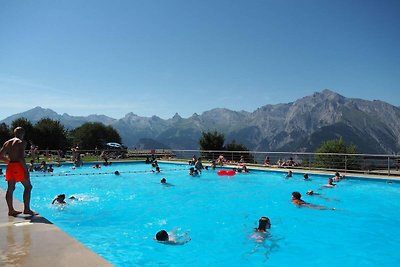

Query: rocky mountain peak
[1,90,398,154]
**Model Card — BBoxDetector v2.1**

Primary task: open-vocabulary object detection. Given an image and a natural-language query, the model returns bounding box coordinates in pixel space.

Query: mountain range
[1,89,399,154]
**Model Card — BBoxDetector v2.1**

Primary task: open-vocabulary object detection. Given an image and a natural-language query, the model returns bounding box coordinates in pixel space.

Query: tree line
[0,117,358,169]
[0,118,121,151]
[198,130,358,169]
[198,131,255,162]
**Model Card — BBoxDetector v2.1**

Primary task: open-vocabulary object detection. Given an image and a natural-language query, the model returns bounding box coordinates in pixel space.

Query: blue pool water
[1,162,400,266]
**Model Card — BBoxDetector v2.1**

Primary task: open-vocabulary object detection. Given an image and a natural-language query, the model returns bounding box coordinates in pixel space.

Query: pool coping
[0,189,113,267]
[158,160,400,181]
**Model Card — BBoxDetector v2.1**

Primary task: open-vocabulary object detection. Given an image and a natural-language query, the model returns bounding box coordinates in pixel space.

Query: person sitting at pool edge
[52,194,67,205]
[255,217,271,232]
[145,156,151,164]
[216,154,225,166]
[211,161,216,170]
[264,156,270,165]
[292,191,335,210]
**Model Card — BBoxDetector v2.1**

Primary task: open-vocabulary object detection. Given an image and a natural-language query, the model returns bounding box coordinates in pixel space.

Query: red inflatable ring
[226,170,236,176]
[217,170,227,176]
[217,170,236,176]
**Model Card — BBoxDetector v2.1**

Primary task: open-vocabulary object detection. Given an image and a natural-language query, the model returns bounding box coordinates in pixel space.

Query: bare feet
[8,210,22,217]
[23,210,39,216]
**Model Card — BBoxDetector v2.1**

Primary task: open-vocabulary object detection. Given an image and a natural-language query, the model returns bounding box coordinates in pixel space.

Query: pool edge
[0,189,113,267]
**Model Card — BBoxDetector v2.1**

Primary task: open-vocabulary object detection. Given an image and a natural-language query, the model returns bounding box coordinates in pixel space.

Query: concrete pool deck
[0,190,113,267]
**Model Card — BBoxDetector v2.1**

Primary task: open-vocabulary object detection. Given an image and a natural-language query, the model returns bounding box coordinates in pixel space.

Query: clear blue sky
[0,0,399,120]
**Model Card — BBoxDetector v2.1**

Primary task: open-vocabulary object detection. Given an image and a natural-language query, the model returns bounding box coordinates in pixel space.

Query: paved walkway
[0,189,113,267]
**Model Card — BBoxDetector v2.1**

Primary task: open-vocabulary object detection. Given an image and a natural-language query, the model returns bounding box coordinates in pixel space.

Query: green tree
[199,131,225,160]
[34,118,69,150]
[70,122,121,150]
[199,131,225,151]
[0,123,11,145]
[315,137,358,170]
[225,140,255,163]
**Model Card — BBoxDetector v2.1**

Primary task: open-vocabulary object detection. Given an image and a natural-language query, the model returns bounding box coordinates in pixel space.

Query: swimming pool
[2,162,400,266]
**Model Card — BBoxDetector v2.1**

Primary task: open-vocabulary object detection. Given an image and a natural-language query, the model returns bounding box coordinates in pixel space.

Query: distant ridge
[1,90,399,154]
[1,106,117,129]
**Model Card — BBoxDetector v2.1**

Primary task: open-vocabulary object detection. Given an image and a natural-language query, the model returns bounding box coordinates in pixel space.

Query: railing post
[345,155,347,173]
[388,157,390,176]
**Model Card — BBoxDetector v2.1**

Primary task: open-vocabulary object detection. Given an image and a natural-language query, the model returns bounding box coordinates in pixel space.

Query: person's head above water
[114,171,120,175]
[156,230,169,241]
[306,190,314,195]
[52,194,66,204]
[257,216,271,231]
[292,191,302,200]
[160,178,166,184]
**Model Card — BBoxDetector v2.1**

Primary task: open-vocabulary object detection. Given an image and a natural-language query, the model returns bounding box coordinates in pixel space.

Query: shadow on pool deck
[0,189,113,267]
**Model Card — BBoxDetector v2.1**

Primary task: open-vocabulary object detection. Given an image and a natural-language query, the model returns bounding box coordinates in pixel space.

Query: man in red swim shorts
[6,162,27,182]
[0,127,38,216]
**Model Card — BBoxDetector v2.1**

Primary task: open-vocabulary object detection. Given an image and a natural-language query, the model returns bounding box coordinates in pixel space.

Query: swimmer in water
[251,217,272,244]
[306,190,338,201]
[332,172,344,182]
[114,171,120,175]
[93,163,101,169]
[292,191,335,210]
[189,167,199,176]
[323,178,336,188]
[154,229,191,245]
[160,177,174,187]
[68,195,82,201]
[286,170,292,178]
[255,217,271,232]
[306,190,318,196]
[52,194,67,205]
[303,173,311,181]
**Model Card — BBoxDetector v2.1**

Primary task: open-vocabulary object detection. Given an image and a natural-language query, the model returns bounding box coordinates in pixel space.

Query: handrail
[5,148,397,177]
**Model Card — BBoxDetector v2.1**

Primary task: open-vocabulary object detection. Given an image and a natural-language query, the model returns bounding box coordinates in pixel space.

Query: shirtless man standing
[0,127,37,216]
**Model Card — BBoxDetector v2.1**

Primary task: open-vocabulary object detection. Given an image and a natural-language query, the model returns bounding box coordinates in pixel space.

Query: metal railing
[12,149,400,177]
[165,150,400,177]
